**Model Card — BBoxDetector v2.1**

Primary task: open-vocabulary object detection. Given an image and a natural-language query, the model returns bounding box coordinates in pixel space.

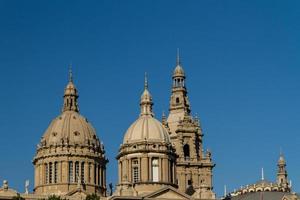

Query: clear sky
[0,0,299,197]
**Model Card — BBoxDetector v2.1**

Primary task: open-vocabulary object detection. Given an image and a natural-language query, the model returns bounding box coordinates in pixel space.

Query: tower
[166,52,215,199]
[33,68,108,196]
[277,153,289,191]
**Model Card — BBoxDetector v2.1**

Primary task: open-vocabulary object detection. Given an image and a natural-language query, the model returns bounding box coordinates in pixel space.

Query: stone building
[166,54,215,199]
[33,70,108,198]
[224,154,295,200]
[0,55,298,200]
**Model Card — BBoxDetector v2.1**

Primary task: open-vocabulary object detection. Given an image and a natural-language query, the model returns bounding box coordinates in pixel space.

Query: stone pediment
[64,188,88,199]
[144,186,191,200]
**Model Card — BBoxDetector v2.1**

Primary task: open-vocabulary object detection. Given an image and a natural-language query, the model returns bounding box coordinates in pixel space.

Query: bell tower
[277,153,289,190]
[166,52,215,199]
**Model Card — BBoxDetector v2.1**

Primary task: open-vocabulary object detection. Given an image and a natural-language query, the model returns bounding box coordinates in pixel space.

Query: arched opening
[176,97,180,104]
[68,161,73,183]
[49,162,53,183]
[54,162,58,183]
[152,158,159,182]
[132,159,139,183]
[183,144,190,160]
[45,163,49,184]
[81,162,85,184]
[75,161,79,182]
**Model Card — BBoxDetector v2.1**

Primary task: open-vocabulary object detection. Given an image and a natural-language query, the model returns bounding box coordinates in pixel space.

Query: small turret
[277,152,289,190]
[62,66,79,112]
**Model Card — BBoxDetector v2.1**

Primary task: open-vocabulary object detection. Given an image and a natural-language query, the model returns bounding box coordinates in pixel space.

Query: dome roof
[40,111,100,148]
[173,64,185,77]
[122,75,170,144]
[123,115,170,144]
[38,70,101,150]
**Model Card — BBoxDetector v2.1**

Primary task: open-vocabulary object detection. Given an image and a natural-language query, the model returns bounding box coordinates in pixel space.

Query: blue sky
[0,0,299,197]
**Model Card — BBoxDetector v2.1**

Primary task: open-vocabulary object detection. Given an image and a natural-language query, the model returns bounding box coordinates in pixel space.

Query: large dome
[40,110,101,148]
[123,115,170,144]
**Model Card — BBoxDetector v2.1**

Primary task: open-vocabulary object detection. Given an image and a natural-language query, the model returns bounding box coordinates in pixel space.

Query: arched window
[54,162,58,183]
[68,161,73,183]
[176,97,180,104]
[81,162,85,184]
[45,163,49,184]
[132,159,139,183]
[183,144,190,160]
[88,163,91,183]
[75,161,79,182]
[49,162,53,183]
[152,158,159,182]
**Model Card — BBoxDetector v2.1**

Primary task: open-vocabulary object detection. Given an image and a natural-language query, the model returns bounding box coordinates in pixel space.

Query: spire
[173,49,185,78]
[62,66,79,112]
[261,168,264,180]
[176,48,180,66]
[140,73,153,116]
[69,64,73,82]
[144,72,148,89]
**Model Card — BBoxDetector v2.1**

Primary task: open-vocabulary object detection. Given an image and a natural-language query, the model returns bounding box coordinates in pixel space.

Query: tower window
[98,165,101,186]
[132,159,139,183]
[152,158,159,182]
[49,162,53,183]
[45,163,49,184]
[68,161,73,183]
[176,97,180,104]
[183,144,190,160]
[94,164,97,184]
[81,162,85,184]
[75,161,79,182]
[54,162,58,183]
[88,163,91,183]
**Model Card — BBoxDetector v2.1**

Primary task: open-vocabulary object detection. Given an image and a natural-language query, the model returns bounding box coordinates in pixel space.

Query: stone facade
[166,55,215,199]
[1,56,299,200]
[33,70,108,197]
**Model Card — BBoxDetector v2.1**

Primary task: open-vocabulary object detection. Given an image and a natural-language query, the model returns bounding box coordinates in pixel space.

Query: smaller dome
[123,115,170,144]
[278,155,286,164]
[173,64,185,77]
[123,75,170,144]
[141,87,152,103]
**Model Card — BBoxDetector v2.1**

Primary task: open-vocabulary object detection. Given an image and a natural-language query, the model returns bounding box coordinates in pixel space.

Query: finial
[69,64,73,82]
[176,48,180,65]
[224,185,227,197]
[280,147,283,156]
[144,72,148,89]
[261,168,264,180]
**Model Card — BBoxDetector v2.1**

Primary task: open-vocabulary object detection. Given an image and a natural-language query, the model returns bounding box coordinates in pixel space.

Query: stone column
[128,159,131,182]
[159,158,163,181]
[95,164,98,185]
[118,161,122,183]
[148,157,152,181]
[141,156,148,182]
[91,163,95,184]
[84,162,89,184]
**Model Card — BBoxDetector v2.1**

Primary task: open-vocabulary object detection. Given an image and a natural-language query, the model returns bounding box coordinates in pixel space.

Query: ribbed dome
[40,111,100,148]
[123,115,170,144]
[122,75,170,144]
